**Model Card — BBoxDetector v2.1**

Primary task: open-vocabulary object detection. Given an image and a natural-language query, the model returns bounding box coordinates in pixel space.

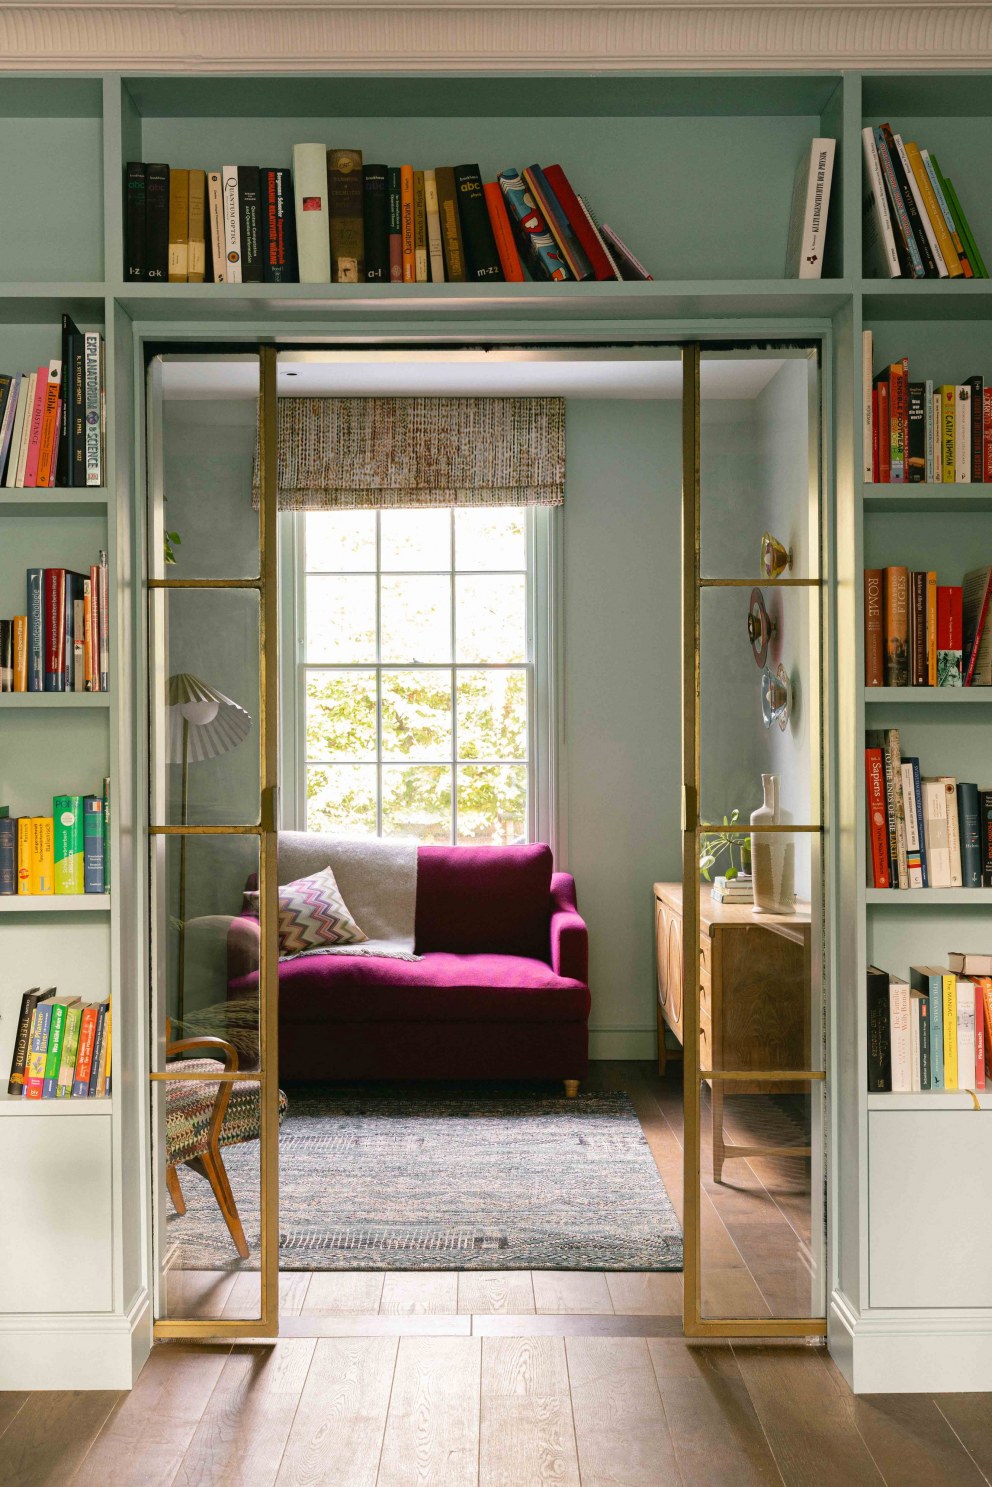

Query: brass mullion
[687,1318,827,1339]
[154,1317,278,1340]
[149,823,262,836]
[699,577,822,588]
[151,1070,268,1083]
[701,1069,826,1082]
[148,577,262,590]
[699,823,821,835]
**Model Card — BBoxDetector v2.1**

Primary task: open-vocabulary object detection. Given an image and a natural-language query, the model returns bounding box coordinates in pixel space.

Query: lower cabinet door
[0,1115,113,1313]
[869,1111,992,1308]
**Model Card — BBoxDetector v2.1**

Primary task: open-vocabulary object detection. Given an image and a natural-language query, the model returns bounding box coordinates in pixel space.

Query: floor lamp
[167,672,252,1026]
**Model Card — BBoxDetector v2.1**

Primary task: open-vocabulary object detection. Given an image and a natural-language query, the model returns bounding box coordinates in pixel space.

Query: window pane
[381,509,451,571]
[306,764,377,836]
[305,511,376,572]
[306,575,377,663]
[306,670,377,760]
[456,669,527,760]
[457,764,528,845]
[381,669,452,761]
[381,576,451,663]
[455,508,526,571]
[381,765,452,842]
[455,576,526,663]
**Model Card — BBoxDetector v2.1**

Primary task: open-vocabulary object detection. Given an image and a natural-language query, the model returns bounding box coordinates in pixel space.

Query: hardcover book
[293,144,331,283]
[237,165,262,283]
[413,169,428,283]
[785,136,836,278]
[937,584,963,686]
[53,794,84,895]
[867,965,892,1090]
[522,164,593,281]
[424,169,446,283]
[434,167,466,282]
[400,163,415,283]
[327,149,364,284]
[497,169,568,282]
[167,166,189,282]
[483,181,524,283]
[362,164,389,283]
[0,815,15,894]
[144,162,169,281]
[261,168,297,284]
[883,566,909,686]
[542,164,617,281]
[6,988,49,1094]
[387,166,403,283]
[454,164,504,281]
[83,795,105,894]
[187,168,206,283]
[221,165,242,283]
[124,162,146,280]
[957,782,982,887]
[961,566,992,686]
[910,967,944,1088]
[864,571,883,686]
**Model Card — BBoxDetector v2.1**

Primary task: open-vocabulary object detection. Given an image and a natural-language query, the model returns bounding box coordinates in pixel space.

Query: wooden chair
[164,1026,286,1260]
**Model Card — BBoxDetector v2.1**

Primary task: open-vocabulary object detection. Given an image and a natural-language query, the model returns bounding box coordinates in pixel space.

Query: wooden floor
[4,1063,992,1485]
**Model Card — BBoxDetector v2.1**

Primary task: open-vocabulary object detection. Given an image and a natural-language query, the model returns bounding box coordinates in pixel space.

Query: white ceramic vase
[750,772,795,915]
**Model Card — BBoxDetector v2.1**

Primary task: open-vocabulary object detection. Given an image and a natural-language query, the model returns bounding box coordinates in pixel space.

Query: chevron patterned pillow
[245,866,368,955]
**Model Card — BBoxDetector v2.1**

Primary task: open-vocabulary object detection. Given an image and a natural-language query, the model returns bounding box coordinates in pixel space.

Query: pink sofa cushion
[231,948,589,1025]
[414,843,554,960]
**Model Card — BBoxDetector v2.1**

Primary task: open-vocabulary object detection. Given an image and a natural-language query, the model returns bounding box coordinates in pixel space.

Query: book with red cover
[937,584,963,686]
[866,747,891,887]
[34,364,61,490]
[541,164,616,281]
[21,367,49,489]
[889,360,908,482]
[482,182,524,282]
[980,978,992,1076]
[42,568,65,693]
[874,375,891,482]
[72,1004,99,1097]
[864,569,884,685]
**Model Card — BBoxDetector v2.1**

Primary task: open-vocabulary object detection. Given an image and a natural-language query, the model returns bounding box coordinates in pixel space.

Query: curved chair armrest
[165,1029,240,1151]
[549,872,588,984]
[227,913,262,987]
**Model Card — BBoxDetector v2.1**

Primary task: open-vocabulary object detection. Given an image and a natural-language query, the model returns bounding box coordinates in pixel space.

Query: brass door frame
[680,342,827,1340]
[149,347,280,1339]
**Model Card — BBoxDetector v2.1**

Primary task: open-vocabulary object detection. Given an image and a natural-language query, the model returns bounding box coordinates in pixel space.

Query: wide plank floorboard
[0,1393,28,1440]
[458,1272,536,1315]
[302,1272,386,1316]
[274,1337,397,1487]
[380,1272,459,1316]
[852,1394,988,1487]
[377,1337,481,1487]
[934,1396,992,1481]
[0,1389,120,1487]
[605,1271,682,1317]
[532,1271,613,1316]
[648,1339,783,1486]
[479,1337,579,1487]
[566,1336,679,1486]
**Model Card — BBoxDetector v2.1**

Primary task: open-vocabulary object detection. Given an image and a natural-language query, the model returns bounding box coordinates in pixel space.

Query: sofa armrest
[549,872,588,984]
[227,913,261,989]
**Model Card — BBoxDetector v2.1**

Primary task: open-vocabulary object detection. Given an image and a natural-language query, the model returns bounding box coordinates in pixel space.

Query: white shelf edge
[0,1097,112,1116]
[863,687,992,704]
[0,695,111,709]
[867,1091,992,1111]
[866,888,992,904]
[0,895,111,913]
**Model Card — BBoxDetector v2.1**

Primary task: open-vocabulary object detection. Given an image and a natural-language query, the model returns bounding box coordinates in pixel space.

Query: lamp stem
[177,716,189,1028]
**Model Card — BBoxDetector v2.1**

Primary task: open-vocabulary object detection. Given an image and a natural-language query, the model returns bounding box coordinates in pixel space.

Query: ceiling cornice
[1,2,991,72]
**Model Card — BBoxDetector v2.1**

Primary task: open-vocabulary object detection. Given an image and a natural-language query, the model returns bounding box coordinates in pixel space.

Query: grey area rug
[167,1085,683,1273]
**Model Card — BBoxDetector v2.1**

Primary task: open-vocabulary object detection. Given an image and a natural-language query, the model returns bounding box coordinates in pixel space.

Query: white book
[0,373,21,480]
[955,384,971,482]
[938,777,963,886]
[786,137,835,279]
[889,980,913,1092]
[221,165,242,283]
[423,169,445,283]
[861,127,900,279]
[292,143,331,284]
[14,370,36,487]
[957,981,977,1092]
[207,170,226,283]
[862,330,873,481]
[921,778,951,886]
[83,332,101,486]
[893,132,947,278]
[887,727,909,890]
[900,762,924,888]
[910,999,922,1091]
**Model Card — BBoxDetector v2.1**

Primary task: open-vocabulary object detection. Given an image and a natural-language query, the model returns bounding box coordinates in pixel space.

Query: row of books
[123,153,651,287]
[6,988,111,1100]
[0,789,109,896]
[865,729,991,889]
[864,565,992,688]
[0,319,105,489]
[862,122,986,280]
[0,560,110,694]
[867,956,992,1092]
[864,353,992,485]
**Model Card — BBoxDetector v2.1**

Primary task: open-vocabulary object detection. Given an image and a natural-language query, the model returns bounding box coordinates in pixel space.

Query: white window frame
[279,505,562,853]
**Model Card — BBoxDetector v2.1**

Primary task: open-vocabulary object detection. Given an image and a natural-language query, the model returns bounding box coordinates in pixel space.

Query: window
[285,506,556,845]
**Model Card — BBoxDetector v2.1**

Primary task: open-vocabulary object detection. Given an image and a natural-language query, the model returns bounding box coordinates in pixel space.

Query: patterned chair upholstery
[164,1032,287,1260]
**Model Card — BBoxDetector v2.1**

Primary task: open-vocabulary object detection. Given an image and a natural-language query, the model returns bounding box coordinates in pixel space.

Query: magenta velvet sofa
[228,842,590,1090]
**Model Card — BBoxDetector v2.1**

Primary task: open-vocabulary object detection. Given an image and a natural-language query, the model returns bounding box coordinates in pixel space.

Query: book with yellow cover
[943,972,958,1090]
[168,166,189,282]
[17,816,32,893]
[32,815,54,894]
[905,140,963,278]
[940,385,956,484]
[12,615,26,691]
[187,168,206,283]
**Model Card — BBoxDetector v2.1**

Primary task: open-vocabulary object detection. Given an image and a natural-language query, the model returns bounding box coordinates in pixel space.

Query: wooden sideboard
[653,880,812,1181]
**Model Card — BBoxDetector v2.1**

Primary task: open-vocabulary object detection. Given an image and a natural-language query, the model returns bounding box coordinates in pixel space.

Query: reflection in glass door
[148,348,281,1337]
[682,342,827,1337]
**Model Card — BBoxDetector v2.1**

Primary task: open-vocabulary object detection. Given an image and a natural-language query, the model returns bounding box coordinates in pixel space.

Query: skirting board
[589,1026,655,1060]
[831,1288,992,1394]
[0,1288,152,1390]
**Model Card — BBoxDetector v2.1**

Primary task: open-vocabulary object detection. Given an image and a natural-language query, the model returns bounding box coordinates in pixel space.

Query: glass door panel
[148,348,280,1337]
[683,344,827,1337]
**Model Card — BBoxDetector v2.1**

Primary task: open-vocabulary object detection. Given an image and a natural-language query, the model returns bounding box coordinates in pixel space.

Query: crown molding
[1,2,991,71]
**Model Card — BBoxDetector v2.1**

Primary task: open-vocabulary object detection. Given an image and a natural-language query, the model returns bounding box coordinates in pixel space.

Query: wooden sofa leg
[563,1079,580,1098]
[201,1145,250,1260]
[166,1164,186,1216]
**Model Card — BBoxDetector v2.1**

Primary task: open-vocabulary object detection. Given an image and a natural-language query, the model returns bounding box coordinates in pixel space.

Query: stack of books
[865,729,991,888]
[711,873,754,905]
[6,988,111,1100]
[0,557,110,694]
[867,958,992,1093]
[123,154,650,286]
[862,337,992,484]
[0,787,109,896]
[864,564,992,688]
[862,123,986,279]
[0,318,105,489]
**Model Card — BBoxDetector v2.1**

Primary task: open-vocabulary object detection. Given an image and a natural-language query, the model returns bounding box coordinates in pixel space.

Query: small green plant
[164,529,182,565]
[700,810,751,882]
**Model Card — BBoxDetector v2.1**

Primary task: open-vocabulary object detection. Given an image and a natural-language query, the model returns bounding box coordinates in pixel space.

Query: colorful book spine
[42,1000,69,1098]
[884,566,909,686]
[99,549,109,691]
[84,332,102,486]
[400,164,415,283]
[483,180,524,282]
[865,746,890,888]
[16,816,32,894]
[413,169,428,283]
[521,164,593,281]
[7,988,45,1094]
[387,166,403,283]
[32,816,54,894]
[326,148,364,284]
[0,815,15,895]
[83,795,105,893]
[53,794,84,894]
[497,169,569,282]
[944,973,959,1090]
[56,1004,83,1098]
[24,1002,53,1099]
[88,1003,109,1097]
[72,1005,99,1098]
[423,169,446,283]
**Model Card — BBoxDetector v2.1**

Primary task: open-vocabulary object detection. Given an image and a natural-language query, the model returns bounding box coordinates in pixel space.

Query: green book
[56,1004,83,1098]
[42,999,74,1097]
[932,157,988,279]
[53,794,84,894]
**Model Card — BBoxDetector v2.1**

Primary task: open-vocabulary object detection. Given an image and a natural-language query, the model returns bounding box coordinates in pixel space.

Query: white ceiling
[157,352,788,402]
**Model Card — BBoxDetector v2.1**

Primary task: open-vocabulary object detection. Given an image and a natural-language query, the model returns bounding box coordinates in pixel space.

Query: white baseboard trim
[830,1287,992,1393]
[0,1286,152,1390]
[589,1026,655,1060]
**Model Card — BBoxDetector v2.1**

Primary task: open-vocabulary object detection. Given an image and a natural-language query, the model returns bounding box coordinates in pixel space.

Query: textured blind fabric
[252,396,565,509]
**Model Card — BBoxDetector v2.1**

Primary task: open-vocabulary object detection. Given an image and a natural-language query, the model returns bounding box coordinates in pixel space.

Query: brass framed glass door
[681,342,827,1338]
[148,347,280,1336]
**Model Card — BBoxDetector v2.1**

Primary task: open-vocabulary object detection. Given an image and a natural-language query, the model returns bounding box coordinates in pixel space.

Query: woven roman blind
[252,396,565,510]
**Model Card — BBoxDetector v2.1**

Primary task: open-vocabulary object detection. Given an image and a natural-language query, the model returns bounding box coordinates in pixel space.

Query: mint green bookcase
[0,66,990,1392]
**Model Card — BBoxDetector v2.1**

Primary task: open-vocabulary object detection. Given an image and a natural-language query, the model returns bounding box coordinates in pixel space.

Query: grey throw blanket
[277,832,420,962]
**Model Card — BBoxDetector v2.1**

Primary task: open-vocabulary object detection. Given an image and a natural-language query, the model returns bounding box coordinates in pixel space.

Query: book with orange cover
[884,565,910,686]
[34,362,61,489]
[400,164,415,283]
[12,615,27,691]
[979,978,992,1078]
[72,1004,99,1097]
[483,182,524,282]
[21,367,48,489]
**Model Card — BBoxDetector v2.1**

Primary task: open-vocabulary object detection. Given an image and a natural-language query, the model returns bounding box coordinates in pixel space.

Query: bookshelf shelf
[0,489,110,516]
[0,895,111,913]
[863,687,992,704]
[0,1094,111,1116]
[862,281,992,321]
[865,888,992,905]
[866,1091,992,1111]
[0,694,111,709]
[862,484,992,513]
